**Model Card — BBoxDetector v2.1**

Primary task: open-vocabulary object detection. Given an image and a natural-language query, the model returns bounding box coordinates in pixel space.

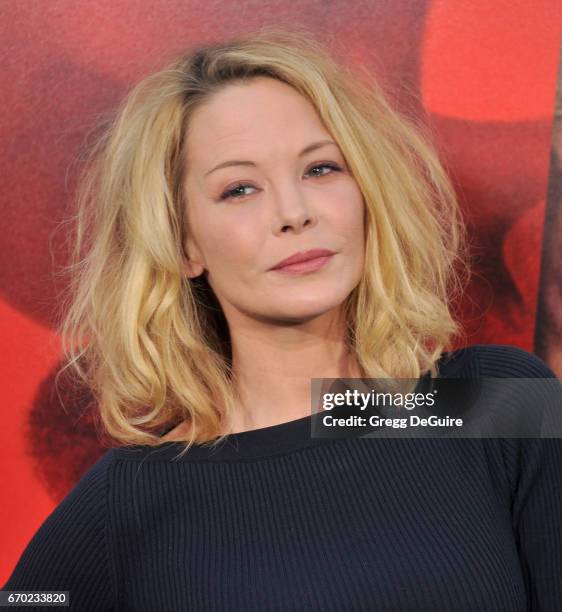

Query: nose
[272,180,318,234]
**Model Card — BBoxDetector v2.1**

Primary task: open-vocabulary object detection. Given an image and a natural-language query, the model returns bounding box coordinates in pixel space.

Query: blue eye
[219,183,256,201]
[218,163,342,201]
[306,162,342,177]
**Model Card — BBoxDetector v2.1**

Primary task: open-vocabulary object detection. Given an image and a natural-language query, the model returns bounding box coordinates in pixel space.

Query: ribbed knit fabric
[3,344,562,611]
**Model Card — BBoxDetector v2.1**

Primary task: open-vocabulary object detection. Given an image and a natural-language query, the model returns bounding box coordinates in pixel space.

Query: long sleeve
[475,345,562,609]
[510,437,562,609]
[1,451,116,611]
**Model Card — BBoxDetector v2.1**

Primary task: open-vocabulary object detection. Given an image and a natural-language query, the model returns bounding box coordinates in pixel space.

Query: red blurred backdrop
[1,0,561,583]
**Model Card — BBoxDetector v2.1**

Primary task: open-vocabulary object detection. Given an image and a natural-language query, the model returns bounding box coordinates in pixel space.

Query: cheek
[203,218,262,267]
[331,183,365,234]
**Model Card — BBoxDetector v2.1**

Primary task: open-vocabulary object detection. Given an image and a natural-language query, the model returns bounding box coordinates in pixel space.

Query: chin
[265,298,348,323]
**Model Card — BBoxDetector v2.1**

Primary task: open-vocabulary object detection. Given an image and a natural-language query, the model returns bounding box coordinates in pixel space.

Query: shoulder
[62,447,116,500]
[439,343,558,379]
[14,448,115,536]
[2,450,117,609]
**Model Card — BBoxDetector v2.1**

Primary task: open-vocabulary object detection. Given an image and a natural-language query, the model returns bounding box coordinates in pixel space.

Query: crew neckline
[116,410,332,463]
[113,347,470,463]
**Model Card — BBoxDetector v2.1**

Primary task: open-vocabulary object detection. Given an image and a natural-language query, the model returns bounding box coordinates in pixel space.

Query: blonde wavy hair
[56,25,470,454]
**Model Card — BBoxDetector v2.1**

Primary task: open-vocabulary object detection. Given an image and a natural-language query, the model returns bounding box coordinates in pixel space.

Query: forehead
[185,77,331,164]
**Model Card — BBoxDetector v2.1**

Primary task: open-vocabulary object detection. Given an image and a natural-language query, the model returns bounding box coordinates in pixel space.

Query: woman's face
[182,76,365,325]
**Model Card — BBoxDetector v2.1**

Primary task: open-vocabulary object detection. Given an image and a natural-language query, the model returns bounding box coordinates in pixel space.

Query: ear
[182,237,206,279]
[182,258,205,279]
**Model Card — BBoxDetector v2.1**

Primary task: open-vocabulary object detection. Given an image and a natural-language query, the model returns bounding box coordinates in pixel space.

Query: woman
[3,26,561,611]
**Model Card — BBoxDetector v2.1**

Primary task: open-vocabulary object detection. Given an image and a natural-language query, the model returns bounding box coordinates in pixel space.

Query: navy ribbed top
[3,344,562,611]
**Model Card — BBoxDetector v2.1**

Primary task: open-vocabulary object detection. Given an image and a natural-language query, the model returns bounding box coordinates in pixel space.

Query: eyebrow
[204,140,338,177]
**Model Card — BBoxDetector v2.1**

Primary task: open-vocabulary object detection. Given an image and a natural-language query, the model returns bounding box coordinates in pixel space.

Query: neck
[226,309,362,433]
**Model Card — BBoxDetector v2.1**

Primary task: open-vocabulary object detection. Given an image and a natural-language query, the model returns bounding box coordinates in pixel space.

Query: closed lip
[270,249,335,270]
